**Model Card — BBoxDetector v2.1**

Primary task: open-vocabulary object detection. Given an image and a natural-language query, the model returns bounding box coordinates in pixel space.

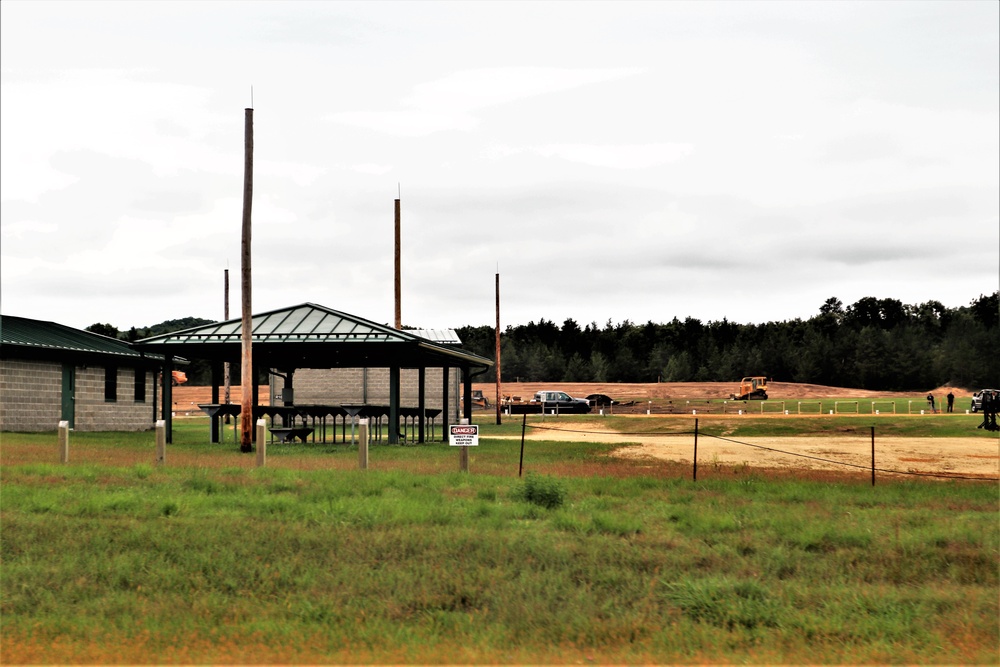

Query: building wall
[74,365,156,432]
[0,359,62,432]
[281,367,462,421]
[0,359,156,432]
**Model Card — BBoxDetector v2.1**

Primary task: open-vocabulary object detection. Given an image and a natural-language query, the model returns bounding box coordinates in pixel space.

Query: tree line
[456,293,999,391]
[86,293,997,390]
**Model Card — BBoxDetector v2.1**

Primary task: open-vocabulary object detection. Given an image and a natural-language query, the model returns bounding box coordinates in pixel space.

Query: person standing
[927,393,936,413]
[947,391,955,413]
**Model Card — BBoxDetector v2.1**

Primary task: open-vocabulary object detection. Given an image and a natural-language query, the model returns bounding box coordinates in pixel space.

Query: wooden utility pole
[394,195,402,329]
[495,271,502,425]
[240,107,254,452]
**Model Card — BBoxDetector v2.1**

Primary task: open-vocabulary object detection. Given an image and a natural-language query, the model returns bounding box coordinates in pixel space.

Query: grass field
[1,417,998,664]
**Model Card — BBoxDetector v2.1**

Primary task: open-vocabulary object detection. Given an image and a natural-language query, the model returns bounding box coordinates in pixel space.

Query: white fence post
[58,421,69,463]
[358,418,369,470]
[256,419,266,467]
[155,420,166,466]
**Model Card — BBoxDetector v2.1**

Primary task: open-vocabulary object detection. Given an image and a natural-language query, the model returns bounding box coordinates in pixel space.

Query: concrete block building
[0,315,163,432]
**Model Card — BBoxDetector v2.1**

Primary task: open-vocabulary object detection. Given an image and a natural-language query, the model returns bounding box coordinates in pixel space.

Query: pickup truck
[971,389,997,413]
[504,390,591,414]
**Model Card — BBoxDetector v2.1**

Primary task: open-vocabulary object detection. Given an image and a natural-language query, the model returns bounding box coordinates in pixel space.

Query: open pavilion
[134,303,493,444]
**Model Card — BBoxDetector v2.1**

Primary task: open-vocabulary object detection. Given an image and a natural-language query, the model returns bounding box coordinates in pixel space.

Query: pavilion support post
[462,366,473,423]
[282,369,295,407]
[389,365,400,444]
[239,107,254,453]
[441,366,450,442]
[418,367,426,443]
[223,268,231,422]
[163,355,174,444]
[210,363,221,443]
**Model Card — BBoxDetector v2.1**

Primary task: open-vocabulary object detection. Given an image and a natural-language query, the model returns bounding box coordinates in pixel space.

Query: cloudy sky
[2,1,997,333]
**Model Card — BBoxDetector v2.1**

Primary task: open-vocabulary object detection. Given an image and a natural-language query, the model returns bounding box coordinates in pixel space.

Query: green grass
[1,423,998,664]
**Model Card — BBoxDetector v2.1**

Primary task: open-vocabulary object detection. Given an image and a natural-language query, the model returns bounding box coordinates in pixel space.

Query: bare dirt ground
[171,383,997,479]
[520,426,998,480]
[469,383,995,480]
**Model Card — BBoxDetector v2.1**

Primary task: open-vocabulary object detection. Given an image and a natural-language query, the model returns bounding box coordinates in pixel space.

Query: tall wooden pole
[394,196,402,329]
[495,271,502,425]
[240,108,254,452]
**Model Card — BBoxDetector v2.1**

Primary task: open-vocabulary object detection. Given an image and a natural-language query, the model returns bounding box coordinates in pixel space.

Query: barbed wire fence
[523,421,999,484]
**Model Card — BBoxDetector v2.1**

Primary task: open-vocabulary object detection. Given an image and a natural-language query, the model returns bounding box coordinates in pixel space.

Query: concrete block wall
[74,366,155,432]
[285,367,461,419]
[0,359,155,432]
[0,360,62,431]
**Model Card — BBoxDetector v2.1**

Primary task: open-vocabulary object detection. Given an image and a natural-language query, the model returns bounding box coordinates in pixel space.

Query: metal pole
[693,418,699,481]
[518,413,526,477]
[495,271,502,425]
[224,268,231,420]
[871,425,875,487]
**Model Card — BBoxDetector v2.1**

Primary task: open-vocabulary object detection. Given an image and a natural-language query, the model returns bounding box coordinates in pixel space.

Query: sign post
[450,420,478,473]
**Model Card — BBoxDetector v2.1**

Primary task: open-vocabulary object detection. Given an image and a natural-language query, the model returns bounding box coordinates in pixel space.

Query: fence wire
[525,423,999,482]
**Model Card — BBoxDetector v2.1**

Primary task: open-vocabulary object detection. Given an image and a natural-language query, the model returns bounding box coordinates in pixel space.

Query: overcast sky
[2,1,997,333]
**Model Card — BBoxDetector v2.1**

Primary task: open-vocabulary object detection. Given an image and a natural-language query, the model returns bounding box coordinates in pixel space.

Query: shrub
[515,473,567,510]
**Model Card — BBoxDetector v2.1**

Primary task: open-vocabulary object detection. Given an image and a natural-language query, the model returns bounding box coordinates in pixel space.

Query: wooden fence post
[458,418,469,473]
[59,421,69,463]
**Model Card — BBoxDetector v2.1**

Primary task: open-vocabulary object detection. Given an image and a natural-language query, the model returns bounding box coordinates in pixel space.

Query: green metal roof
[0,315,156,360]
[138,303,408,345]
[134,303,492,371]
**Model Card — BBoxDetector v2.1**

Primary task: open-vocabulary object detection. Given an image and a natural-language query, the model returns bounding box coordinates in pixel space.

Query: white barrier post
[58,420,70,463]
[256,419,266,467]
[358,418,369,470]
[155,420,166,466]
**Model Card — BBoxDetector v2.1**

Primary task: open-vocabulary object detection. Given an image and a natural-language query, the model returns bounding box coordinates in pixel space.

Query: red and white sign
[449,424,479,447]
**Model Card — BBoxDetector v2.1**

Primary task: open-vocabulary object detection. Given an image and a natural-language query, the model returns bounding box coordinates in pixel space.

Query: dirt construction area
[521,427,998,480]
[473,382,998,480]
[171,382,998,479]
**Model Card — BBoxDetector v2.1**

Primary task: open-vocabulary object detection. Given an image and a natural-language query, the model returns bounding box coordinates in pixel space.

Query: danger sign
[449,424,479,447]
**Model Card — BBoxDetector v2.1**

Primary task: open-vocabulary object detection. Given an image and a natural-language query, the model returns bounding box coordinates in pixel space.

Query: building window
[134,368,146,403]
[105,366,118,402]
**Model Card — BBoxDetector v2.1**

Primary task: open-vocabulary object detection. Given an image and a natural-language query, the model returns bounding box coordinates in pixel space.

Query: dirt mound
[471,382,956,401]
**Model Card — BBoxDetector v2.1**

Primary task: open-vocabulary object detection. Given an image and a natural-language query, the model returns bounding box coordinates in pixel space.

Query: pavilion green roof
[134,303,491,371]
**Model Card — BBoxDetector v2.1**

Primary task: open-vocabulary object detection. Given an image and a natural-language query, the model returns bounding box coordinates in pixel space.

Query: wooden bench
[268,427,313,443]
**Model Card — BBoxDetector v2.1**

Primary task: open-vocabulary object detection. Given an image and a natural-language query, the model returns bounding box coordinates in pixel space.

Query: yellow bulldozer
[731,376,769,401]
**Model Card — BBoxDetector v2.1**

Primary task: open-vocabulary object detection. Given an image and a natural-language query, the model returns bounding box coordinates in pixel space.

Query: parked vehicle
[971,389,997,413]
[171,370,187,386]
[503,390,591,414]
[464,389,490,409]
[586,393,617,407]
[730,376,769,400]
[531,390,591,414]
